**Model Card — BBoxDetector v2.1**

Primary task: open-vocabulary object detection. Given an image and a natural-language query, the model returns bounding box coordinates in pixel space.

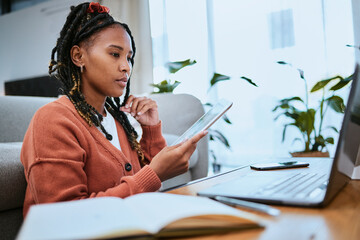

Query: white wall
[0,0,84,95]
[0,0,154,96]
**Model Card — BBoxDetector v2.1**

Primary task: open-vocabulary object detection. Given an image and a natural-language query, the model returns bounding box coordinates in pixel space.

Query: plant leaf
[325,126,339,133]
[325,137,334,144]
[326,95,345,113]
[222,114,232,124]
[297,68,305,80]
[310,75,344,92]
[295,109,315,136]
[240,76,258,87]
[313,135,326,151]
[208,129,231,149]
[330,74,353,91]
[277,61,289,65]
[150,80,181,93]
[284,110,301,120]
[166,59,197,74]
[273,112,284,121]
[273,97,304,112]
[311,79,333,92]
[210,73,231,87]
[282,124,291,142]
[210,150,217,161]
[280,96,304,104]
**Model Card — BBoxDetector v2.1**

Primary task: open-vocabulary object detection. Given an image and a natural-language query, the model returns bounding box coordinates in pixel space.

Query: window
[1,0,51,14]
[149,0,355,170]
[268,9,295,49]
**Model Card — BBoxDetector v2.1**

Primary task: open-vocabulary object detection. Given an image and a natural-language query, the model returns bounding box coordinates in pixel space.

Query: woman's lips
[116,78,128,87]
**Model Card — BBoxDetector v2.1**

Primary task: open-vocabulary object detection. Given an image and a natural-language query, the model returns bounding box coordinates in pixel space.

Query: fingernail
[131,112,135,116]
[137,112,142,115]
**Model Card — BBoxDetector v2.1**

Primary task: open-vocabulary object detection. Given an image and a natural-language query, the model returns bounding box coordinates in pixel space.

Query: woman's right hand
[149,131,208,182]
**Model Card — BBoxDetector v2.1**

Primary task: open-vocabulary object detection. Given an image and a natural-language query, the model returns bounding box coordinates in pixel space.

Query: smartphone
[171,99,233,145]
[250,161,309,170]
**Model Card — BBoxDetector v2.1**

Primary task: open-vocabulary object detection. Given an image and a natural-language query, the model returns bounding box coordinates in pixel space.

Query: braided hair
[49,2,146,166]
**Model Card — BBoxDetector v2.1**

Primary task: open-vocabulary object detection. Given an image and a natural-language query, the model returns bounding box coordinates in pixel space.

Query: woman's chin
[108,91,124,98]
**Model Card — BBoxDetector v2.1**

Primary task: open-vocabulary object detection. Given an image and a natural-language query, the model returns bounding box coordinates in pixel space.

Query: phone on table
[250,161,310,170]
[171,99,233,145]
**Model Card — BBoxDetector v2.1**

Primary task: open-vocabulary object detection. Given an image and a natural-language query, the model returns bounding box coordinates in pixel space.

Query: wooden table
[167,158,360,240]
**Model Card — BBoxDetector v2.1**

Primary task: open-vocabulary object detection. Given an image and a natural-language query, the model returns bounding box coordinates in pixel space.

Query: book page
[124,192,260,233]
[17,197,147,240]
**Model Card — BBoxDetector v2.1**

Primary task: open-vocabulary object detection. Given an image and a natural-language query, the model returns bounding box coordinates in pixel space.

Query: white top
[97,108,121,151]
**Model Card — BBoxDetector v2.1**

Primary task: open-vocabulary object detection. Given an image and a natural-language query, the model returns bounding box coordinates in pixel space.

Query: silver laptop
[198,64,360,207]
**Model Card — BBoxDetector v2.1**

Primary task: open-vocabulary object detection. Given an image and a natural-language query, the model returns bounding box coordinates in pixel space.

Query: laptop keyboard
[252,172,328,199]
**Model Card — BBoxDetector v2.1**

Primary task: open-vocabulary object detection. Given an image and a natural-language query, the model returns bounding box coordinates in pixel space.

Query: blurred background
[1,0,359,173]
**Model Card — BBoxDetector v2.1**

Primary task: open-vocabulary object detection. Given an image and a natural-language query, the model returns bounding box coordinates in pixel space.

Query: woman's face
[80,25,133,101]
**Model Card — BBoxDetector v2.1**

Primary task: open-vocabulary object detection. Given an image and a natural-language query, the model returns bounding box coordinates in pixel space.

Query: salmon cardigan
[21,96,166,217]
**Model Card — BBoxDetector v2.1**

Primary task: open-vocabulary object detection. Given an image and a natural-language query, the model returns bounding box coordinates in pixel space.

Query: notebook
[198,64,360,207]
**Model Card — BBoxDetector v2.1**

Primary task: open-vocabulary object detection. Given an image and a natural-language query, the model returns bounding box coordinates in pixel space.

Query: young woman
[20,2,207,217]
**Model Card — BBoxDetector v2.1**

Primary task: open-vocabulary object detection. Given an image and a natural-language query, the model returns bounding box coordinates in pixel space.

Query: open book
[17,192,263,239]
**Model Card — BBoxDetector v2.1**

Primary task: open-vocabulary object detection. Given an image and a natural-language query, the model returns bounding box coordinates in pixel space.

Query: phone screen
[171,99,233,145]
[250,161,309,170]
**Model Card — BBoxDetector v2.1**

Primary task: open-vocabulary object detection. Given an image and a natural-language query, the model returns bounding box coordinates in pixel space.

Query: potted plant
[272,61,353,157]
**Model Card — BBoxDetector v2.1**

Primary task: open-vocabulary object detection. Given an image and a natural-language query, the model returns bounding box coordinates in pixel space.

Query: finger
[168,141,185,149]
[189,130,208,144]
[134,98,151,114]
[182,144,197,160]
[120,106,130,113]
[136,100,157,116]
[120,95,135,113]
[130,97,145,117]
[124,95,135,109]
[176,131,207,152]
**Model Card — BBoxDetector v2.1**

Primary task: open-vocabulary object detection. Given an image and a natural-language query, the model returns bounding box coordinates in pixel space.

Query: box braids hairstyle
[48,2,146,166]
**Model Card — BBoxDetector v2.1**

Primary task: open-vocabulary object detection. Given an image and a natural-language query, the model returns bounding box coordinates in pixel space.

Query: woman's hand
[120,95,159,126]
[149,130,208,182]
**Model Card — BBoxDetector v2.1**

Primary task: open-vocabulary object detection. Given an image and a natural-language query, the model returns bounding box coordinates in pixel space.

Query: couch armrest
[0,142,26,212]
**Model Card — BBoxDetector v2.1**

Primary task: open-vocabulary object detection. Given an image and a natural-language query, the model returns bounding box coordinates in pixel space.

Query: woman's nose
[119,60,131,72]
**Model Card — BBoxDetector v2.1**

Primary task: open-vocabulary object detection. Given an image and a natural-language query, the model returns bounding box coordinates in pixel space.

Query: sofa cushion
[0,96,55,143]
[0,142,26,212]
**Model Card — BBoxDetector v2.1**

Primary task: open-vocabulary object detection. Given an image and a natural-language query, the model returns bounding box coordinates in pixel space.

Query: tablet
[171,99,233,145]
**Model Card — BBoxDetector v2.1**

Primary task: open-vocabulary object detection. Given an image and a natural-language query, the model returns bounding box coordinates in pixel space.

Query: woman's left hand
[120,95,160,126]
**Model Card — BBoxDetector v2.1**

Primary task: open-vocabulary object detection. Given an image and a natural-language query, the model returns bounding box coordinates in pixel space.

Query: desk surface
[167,158,360,240]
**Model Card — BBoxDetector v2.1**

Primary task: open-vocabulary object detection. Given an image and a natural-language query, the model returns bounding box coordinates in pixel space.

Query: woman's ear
[70,45,84,67]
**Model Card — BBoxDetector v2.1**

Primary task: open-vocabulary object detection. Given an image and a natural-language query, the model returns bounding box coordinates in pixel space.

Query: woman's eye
[111,53,120,57]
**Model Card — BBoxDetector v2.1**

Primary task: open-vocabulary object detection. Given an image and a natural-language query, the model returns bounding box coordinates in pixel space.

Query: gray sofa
[0,93,208,240]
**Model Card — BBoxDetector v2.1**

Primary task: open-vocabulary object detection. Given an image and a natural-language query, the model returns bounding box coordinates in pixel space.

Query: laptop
[198,64,360,207]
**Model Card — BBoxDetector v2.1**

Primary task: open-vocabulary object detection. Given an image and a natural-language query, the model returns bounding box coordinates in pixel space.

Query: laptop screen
[325,63,360,205]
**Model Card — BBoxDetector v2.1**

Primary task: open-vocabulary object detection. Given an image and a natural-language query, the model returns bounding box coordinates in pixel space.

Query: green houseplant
[151,59,257,172]
[272,61,353,157]
[207,73,257,172]
[150,59,234,153]
[150,59,196,94]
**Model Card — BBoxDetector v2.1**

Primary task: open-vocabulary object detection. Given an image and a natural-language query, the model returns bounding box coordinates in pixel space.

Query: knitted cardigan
[21,96,166,217]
